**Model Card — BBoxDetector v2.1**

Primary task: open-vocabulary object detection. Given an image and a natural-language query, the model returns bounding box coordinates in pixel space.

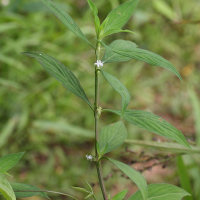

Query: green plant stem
[94,41,108,200]
[94,67,100,155]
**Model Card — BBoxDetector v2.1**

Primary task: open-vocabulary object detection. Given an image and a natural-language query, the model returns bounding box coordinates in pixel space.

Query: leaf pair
[0,176,16,200]
[0,153,50,200]
[100,0,140,38]
[0,153,24,200]
[87,0,140,38]
[101,70,189,149]
[40,0,140,44]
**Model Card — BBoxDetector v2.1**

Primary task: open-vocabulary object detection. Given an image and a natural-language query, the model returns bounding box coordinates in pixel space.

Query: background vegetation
[0,0,200,199]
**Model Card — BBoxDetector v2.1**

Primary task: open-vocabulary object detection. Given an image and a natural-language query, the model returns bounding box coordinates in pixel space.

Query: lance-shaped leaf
[84,193,93,199]
[0,152,25,174]
[11,183,49,199]
[102,40,137,63]
[104,158,147,200]
[87,0,100,36]
[104,109,191,149]
[113,190,128,200]
[0,175,16,200]
[128,184,190,200]
[124,139,200,154]
[101,29,138,39]
[100,40,182,82]
[99,121,127,154]
[22,52,93,110]
[40,0,94,49]
[100,0,140,37]
[71,186,89,193]
[101,70,131,115]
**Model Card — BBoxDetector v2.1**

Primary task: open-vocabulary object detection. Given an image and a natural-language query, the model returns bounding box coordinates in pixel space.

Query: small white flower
[94,60,103,68]
[86,154,93,161]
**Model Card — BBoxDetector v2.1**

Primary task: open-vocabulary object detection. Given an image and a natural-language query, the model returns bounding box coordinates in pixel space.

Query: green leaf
[100,0,140,37]
[87,0,98,15]
[87,0,100,36]
[100,143,108,156]
[124,139,200,154]
[0,175,16,200]
[84,193,93,199]
[100,40,182,82]
[101,70,131,115]
[112,190,128,200]
[104,158,147,200]
[100,29,138,38]
[128,184,190,200]
[105,109,190,149]
[40,0,94,49]
[11,183,49,199]
[85,181,93,193]
[102,40,137,63]
[22,52,92,110]
[99,121,127,154]
[0,152,25,174]
[2,172,12,178]
[71,187,89,193]
[176,156,193,200]
[96,141,101,155]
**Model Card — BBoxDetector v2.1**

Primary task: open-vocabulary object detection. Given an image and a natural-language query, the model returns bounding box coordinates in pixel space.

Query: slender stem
[95,66,100,156]
[94,41,108,200]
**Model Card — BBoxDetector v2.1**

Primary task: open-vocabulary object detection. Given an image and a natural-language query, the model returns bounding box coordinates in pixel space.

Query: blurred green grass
[0,0,200,199]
